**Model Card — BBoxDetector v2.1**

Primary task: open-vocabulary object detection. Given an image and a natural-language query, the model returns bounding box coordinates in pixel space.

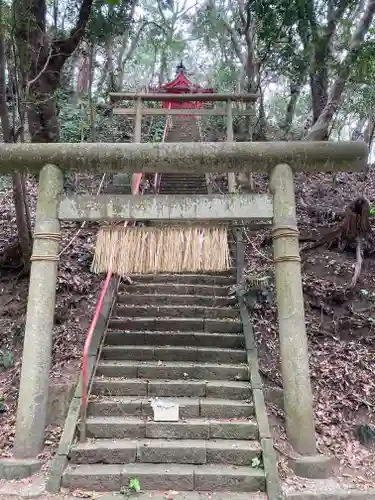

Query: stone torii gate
[0,140,368,474]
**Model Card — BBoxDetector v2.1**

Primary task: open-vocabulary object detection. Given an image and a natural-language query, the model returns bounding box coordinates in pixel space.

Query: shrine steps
[61,271,269,494]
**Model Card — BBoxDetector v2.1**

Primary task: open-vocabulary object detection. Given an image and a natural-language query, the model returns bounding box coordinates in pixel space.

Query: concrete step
[113,305,239,320]
[159,175,205,180]
[159,179,206,184]
[56,491,267,500]
[121,283,230,296]
[101,345,246,363]
[116,293,236,307]
[160,177,204,181]
[159,184,207,188]
[91,378,252,399]
[159,183,207,187]
[95,360,248,380]
[105,331,245,349]
[159,177,206,181]
[159,186,206,191]
[85,416,259,441]
[62,463,265,492]
[160,188,208,194]
[108,317,242,334]
[121,273,235,285]
[87,396,254,419]
[70,438,262,466]
[102,185,131,194]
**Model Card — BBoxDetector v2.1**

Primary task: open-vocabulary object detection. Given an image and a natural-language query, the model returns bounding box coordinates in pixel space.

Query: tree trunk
[159,50,168,85]
[0,2,32,267]
[12,173,32,266]
[13,0,95,143]
[309,40,330,125]
[282,78,306,139]
[310,68,329,126]
[308,0,351,128]
[88,42,95,141]
[306,0,375,141]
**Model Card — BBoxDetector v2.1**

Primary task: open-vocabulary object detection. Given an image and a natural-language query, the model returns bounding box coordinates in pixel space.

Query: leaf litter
[248,170,375,490]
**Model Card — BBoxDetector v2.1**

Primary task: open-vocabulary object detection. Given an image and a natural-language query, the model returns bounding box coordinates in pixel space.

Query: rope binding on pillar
[30,232,62,262]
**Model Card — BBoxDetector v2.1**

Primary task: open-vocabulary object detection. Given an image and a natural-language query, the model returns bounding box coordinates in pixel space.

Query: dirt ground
[1,169,375,491]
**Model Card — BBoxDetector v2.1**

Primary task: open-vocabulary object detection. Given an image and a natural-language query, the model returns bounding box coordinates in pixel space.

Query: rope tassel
[91,225,231,275]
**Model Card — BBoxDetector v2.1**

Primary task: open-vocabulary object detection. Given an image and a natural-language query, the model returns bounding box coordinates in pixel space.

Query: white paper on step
[150,398,180,422]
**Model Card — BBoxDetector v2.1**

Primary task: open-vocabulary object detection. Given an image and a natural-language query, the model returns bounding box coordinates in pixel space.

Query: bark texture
[13,0,95,142]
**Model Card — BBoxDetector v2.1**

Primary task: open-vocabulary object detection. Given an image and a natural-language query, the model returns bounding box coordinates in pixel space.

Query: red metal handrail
[80,172,143,441]
[154,103,171,193]
[80,269,113,440]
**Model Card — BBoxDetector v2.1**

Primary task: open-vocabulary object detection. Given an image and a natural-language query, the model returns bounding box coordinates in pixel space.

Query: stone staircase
[60,116,274,497]
[159,116,207,195]
[62,272,267,494]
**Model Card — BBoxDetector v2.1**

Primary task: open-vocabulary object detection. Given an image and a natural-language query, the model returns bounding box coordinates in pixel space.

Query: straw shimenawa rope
[91,225,231,275]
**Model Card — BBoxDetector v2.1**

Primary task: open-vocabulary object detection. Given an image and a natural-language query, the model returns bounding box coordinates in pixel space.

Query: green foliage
[129,477,141,492]
[56,88,169,144]
[88,0,134,43]
[20,0,375,144]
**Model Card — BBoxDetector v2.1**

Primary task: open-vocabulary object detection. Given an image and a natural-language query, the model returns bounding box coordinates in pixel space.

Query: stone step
[88,396,254,419]
[95,360,248,380]
[160,192,208,196]
[113,305,239,320]
[85,416,259,441]
[160,188,207,194]
[116,294,236,307]
[159,176,205,181]
[159,184,206,189]
[122,273,236,285]
[120,283,230,296]
[92,378,252,399]
[102,185,131,194]
[62,463,265,492]
[159,179,206,184]
[101,345,246,363]
[59,491,267,500]
[105,331,245,349]
[159,183,207,188]
[108,317,242,334]
[70,438,262,466]
[159,178,206,184]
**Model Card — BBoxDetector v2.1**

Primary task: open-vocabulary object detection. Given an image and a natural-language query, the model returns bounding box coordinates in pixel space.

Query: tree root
[350,237,363,289]
[301,197,371,254]
[302,197,371,287]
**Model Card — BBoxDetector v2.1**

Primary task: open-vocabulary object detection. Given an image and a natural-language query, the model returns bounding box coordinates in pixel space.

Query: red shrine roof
[158,63,215,108]
[160,71,213,93]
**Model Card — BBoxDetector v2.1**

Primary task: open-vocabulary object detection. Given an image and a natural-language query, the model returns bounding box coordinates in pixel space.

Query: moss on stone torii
[0,141,368,174]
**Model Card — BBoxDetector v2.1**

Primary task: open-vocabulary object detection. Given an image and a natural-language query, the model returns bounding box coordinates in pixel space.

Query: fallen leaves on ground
[247,170,375,482]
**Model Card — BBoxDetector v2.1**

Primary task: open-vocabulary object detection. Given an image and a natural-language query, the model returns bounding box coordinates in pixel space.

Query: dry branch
[350,237,363,288]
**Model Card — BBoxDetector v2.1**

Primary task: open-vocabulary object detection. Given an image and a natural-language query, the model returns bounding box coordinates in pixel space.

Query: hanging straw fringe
[91,225,231,275]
